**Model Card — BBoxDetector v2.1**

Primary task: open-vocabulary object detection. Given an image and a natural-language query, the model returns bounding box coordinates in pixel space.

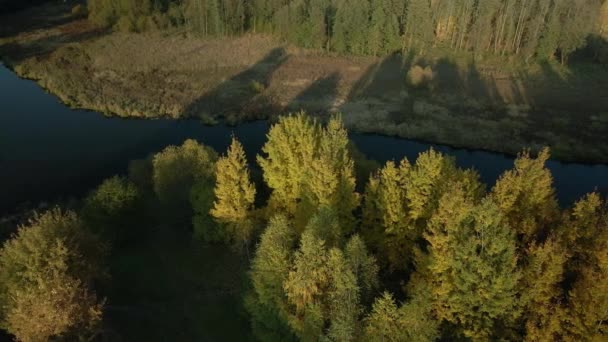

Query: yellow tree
[211,137,256,251]
[362,149,483,270]
[0,209,104,341]
[521,237,568,341]
[424,186,521,339]
[561,193,608,340]
[491,148,558,246]
[258,113,358,231]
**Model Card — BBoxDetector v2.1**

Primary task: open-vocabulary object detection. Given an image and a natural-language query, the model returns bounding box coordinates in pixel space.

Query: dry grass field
[1,2,607,162]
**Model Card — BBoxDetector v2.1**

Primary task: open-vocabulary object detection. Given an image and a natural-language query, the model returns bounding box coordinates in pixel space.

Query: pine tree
[247,215,296,340]
[521,237,568,341]
[332,0,370,54]
[425,187,521,339]
[258,113,358,230]
[364,291,439,342]
[257,113,319,218]
[491,148,558,246]
[283,230,331,338]
[211,137,256,250]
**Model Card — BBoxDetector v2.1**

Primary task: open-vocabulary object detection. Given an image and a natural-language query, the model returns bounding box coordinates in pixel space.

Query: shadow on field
[287,72,341,114]
[184,47,288,119]
[0,25,108,64]
[0,2,79,38]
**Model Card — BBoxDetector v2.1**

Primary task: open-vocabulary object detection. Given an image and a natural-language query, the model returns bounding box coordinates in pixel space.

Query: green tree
[246,215,296,340]
[82,175,140,244]
[332,0,370,54]
[210,137,256,250]
[364,291,439,342]
[152,139,217,221]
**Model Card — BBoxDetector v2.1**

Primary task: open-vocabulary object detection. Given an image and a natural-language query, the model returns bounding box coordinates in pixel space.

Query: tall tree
[490,148,558,247]
[424,187,521,339]
[211,137,256,251]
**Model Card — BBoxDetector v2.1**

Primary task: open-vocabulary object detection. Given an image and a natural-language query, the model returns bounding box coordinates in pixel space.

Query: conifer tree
[258,113,358,230]
[332,0,370,54]
[425,187,521,339]
[491,148,558,246]
[364,291,439,342]
[258,113,319,218]
[283,230,331,338]
[211,137,256,250]
[521,237,568,341]
[247,215,296,340]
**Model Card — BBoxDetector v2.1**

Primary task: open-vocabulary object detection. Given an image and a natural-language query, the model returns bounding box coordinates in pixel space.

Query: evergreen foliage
[86,0,607,64]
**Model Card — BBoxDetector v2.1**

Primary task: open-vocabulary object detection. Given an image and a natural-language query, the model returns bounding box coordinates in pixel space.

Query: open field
[1,3,607,162]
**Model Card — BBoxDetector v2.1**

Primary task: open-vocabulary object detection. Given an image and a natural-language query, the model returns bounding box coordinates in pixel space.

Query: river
[1,64,607,214]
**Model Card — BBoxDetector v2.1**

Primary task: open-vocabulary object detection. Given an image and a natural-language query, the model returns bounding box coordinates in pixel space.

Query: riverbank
[1,3,608,163]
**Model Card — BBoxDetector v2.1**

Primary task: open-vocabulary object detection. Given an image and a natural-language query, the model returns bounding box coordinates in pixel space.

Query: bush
[71,4,87,18]
[115,16,136,33]
[407,65,435,89]
[249,80,265,94]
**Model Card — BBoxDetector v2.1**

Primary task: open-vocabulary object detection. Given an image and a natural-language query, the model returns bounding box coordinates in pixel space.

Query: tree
[283,230,331,338]
[247,215,296,340]
[152,139,217,221]
[561,193,608,339]
[491,148,558,247]
[0,209,104,341]
[210,137,256,250]
[520,236,568,341]
[82,175,140,243]
[332,0,370,54]
[258,113,358,230]
[362,149,483,270]
[424,188,521,339]
[364,291,439,342]
[258,113,319,218]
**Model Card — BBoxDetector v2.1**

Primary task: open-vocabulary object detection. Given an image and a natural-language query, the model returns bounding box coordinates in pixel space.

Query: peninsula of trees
[0,114,606,340]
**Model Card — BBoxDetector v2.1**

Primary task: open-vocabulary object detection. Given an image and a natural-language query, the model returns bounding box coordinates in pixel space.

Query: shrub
[115,16,136,33]
[407,65,434,89]
[71,4,87,18]
[250,80,265,94]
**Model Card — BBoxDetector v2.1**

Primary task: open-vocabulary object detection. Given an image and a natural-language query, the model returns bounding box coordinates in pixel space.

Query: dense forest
[0,113,606,340]
[85,0,608,64]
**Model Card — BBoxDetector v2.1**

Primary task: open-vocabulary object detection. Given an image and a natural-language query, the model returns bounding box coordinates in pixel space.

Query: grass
[1,2,608,163]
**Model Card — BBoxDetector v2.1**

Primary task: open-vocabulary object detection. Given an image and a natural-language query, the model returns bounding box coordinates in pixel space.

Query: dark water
[1,64,607,214]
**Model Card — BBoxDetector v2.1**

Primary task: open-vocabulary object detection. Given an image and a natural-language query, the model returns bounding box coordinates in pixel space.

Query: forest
[0,113,606,341]
[85,0,608,64]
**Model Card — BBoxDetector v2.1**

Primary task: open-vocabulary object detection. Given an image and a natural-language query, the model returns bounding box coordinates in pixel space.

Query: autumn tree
[210,137,256,251]
[521,237,568,341]
[424,187,521,339]
[364,291,439,342]
[0,209,104,341]
[258,113,358,230]
[246,215,296,341]
[490,148,558,247]
[362,149,483,269]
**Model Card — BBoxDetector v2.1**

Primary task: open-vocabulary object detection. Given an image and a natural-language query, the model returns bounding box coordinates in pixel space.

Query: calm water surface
[1,64,607,213]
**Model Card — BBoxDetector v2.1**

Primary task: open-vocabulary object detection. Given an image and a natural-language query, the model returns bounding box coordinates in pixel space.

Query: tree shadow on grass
[286,72,341,116]
[183,47,288,121]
